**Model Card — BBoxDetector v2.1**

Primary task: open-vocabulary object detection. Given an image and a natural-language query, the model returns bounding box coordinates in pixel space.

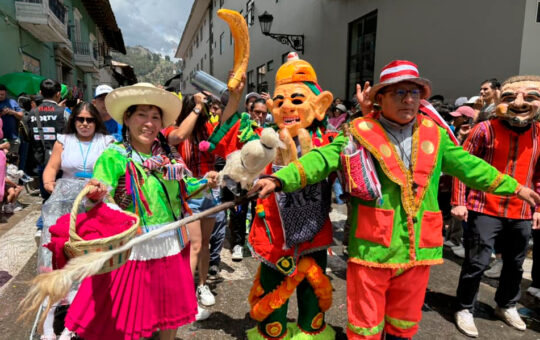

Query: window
[230,31,233,45]
[220,0,224,8]
[201,57,204,70]
[346,10,377,99]
[219,32,224,54]
[247,70,254,92]
[256,64,268,93]
[246,0,254,27]
[73,8,82,41]
[267,60,274,72]
[537,1,540,23]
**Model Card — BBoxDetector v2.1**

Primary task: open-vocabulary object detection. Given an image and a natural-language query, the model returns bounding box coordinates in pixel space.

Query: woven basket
[63,186,140,274]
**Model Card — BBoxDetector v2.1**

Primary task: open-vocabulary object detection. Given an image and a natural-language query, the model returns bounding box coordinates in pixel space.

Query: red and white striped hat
[369,60,432,102]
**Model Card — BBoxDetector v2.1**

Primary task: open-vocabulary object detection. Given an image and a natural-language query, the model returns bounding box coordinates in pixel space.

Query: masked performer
[253,61,540,340]
[207,53,336,339]
[452,75,540,337]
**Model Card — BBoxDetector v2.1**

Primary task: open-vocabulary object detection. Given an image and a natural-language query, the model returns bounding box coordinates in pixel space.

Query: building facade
[0,0,127,100]
[176,0,540,104]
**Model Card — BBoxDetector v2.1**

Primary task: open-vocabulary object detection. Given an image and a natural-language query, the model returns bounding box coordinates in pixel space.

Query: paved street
[1,197,540,339]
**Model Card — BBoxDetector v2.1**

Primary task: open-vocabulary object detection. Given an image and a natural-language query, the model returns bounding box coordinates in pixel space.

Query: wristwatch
[193,106,201,115]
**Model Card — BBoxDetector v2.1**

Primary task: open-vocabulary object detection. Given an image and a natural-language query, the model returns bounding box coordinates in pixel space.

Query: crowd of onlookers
[1,75,538,337]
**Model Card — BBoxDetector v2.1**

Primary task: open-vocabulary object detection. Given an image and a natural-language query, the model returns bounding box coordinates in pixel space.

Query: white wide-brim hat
[369,60,432,103]
[105,82,182,127]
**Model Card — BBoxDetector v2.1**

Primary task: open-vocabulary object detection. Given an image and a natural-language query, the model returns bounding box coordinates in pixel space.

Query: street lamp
[258,11,304,54]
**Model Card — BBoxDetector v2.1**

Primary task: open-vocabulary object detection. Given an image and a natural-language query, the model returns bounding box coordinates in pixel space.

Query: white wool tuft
[259,128,281,149]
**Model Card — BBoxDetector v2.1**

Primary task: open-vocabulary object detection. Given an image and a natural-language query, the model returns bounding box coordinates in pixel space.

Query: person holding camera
[163,93,218,319]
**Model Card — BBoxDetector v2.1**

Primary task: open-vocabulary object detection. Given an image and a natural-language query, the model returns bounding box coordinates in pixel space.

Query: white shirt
[57,133,114,179]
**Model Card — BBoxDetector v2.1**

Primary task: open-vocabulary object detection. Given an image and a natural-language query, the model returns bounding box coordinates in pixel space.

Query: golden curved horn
[217,9,250,91]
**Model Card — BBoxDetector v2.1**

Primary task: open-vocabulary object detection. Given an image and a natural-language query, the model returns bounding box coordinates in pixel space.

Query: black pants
[229,201,255,247]
[456,211,531,310]
[532,229,540,288]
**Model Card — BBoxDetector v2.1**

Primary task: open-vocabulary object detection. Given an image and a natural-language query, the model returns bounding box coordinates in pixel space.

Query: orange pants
[347,263,430,339]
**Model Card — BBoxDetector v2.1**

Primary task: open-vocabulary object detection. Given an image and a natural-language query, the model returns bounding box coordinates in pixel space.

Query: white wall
[179,0,530,105]
[519,0,540,75]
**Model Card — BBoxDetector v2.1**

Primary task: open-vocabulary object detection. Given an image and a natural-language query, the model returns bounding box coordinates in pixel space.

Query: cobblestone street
[1,198,540,339]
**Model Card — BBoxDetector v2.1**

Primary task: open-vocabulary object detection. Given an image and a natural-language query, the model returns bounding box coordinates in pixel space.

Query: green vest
[275,115,518,268]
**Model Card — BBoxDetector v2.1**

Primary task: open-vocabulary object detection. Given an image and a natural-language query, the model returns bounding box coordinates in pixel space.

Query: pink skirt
[65,247,197,340]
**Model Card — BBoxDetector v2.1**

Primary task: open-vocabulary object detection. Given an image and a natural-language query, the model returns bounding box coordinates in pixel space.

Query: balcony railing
[15,0,68,43]
[15,0,66,24]
[73,41,99,72]
[73,41,98,58]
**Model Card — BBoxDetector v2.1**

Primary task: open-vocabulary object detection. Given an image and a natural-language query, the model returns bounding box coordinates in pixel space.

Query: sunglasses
[383,88,421,100]
[75,116,96,124]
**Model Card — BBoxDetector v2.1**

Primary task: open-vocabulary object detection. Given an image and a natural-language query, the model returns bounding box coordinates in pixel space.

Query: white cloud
[109,0,194,59]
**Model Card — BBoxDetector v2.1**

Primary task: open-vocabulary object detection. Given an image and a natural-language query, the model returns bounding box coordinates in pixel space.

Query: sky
[109,0,195,59]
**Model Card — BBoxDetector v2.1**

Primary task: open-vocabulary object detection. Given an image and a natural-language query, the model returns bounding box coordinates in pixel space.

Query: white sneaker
[455,309,478,337]
[527,286,540,299]
[197,284,215,306]
[195,305,211,321]
[495,306,526,331]
[484,258,503,279]
[231,245,243,261]
[452,245,465,258]
[35,229,42,246]
[444,239,458,247]
[13,202,23,212]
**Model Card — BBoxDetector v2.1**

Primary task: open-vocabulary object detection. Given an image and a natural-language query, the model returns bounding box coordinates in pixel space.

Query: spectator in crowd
[454,96,469,108]
[429,94,445,108]
[92,84,122,141]
[16,94,33,175]
[31,94,43,108]
[450,106,475,144]
[441,105,476,259]
[223,92,265,263]
[41,102,114,192]
[164,93,218,313]
[208,99,227,277]
[208,98,223,126]
[4,152,24,214]
[260,91,274,126]
[245,92,261,114]
[0,118,8,221]
[0,84,24,154]
[327,103,348,131]
[474,78,500,123]
[452,75,540,337]
[27,79,67,201]
[249,98,268,127]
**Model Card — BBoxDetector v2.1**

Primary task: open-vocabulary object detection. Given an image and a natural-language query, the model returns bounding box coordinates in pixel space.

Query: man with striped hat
[253,60,540,339]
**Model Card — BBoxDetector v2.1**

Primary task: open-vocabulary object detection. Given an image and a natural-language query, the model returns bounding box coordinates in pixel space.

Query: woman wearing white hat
[63,83,218,340]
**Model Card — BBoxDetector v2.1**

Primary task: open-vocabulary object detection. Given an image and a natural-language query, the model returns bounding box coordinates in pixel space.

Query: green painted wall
[0,2,57,80]
[0,0,107,100]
